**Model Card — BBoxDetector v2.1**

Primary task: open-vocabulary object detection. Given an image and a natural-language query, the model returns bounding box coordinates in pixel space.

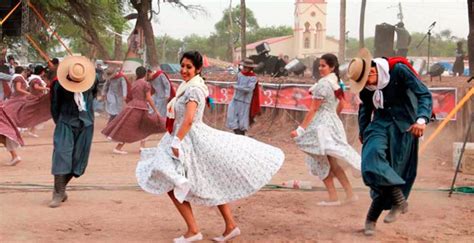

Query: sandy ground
[1,109,474,242]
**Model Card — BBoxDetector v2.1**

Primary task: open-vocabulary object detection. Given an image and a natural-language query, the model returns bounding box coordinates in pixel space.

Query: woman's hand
[172,147,179,157]
[171,136,181,159]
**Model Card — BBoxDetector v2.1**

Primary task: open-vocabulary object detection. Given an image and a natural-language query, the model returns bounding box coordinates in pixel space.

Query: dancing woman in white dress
[136,51,284,242]
[291,53,361,206]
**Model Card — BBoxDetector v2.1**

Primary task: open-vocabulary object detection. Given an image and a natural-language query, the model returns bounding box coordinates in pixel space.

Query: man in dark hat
[226,59,261,135]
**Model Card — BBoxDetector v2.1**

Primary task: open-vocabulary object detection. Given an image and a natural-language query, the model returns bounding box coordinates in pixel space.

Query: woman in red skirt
[0,104,24,165]
[102,66,166,154]
[4,65,51,137]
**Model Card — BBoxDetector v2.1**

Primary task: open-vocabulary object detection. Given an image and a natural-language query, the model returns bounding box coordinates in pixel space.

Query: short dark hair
[51,58,59,65]
[180,51,203,71]
[34,65,45,75]
[14,66,25,74]
[136,66,147,79]
[7,55,14,61]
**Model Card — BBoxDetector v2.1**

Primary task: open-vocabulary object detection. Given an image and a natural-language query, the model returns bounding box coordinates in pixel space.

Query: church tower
[294,0,327,58]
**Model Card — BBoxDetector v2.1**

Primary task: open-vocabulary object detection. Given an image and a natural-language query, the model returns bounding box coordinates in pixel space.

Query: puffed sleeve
[311,81,332,100]
[184,87,205,104]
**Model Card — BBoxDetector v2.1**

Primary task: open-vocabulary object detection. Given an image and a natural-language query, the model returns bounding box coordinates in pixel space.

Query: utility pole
[162,34,168,63]
[359,0,367,48]
[397,2,404,23]
[339,0,346,62]
[228,0,234,62]
[468,0,474,76]
[240,0,247,60]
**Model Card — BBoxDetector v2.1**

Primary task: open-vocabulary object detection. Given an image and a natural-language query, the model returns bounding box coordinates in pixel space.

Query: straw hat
[240,58,258,68]
[57,56,96,92]
[347,48,373,93]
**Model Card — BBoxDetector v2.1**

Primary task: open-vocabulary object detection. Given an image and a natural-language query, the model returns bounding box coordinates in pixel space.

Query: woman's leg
[217,204,238,236]
[322,171,339,201]
[9,150,18,161]
[328,156,355,199]
[115,143,125,150]
[167,191,200,237]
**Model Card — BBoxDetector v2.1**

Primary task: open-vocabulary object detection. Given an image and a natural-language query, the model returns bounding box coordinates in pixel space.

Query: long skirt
[0,106,24,149]
[102,106,165,143]
[3,94,51,128]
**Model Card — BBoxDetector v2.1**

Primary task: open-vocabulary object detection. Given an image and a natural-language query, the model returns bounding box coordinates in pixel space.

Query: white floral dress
[136,87,285,206]
[294,75,361,180]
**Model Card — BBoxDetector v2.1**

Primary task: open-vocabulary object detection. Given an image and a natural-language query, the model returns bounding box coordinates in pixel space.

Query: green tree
[156,35,183,63]
[247,26,293,44]
[214,5,258,61]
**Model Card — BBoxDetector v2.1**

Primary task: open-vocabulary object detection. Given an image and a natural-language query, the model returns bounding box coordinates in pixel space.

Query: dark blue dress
[50,80,98,177]
[358,63,433,209]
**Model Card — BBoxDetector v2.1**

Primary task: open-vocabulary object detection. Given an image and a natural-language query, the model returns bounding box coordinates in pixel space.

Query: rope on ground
[0,183,472,194]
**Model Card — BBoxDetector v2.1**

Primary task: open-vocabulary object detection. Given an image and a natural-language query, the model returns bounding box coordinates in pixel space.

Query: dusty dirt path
[1,116,473,242]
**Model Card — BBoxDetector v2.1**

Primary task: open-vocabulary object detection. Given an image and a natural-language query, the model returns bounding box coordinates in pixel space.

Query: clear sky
[150,0,469,40]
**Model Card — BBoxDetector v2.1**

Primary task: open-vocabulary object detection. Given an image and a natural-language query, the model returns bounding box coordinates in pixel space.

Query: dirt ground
[1,102,474,242]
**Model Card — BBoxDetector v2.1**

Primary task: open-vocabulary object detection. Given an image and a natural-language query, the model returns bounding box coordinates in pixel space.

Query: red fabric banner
[171,80,457,120]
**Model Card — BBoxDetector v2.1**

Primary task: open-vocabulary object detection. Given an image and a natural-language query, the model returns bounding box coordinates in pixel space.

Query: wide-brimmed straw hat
[57,56,96,92]
[240,58,258,68]
[347,48,373,93]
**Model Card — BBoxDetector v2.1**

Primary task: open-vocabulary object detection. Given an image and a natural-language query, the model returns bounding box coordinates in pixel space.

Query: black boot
[364,198,384,236]
[384,187,408,223]
[48,175,68,208]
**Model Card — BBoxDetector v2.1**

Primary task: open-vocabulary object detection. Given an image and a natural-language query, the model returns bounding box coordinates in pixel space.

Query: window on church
[304,37,310,49]
[315,22,323,49]
[304,22,310,33]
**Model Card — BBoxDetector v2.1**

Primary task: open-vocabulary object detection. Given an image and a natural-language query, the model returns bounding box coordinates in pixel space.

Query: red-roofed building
[234,0,338,61]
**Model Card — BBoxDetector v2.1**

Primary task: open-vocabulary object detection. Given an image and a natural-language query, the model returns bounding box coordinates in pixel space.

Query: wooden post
[468,0,474,76]
[339,0,346,62]
[359,0,366,49]
[240,0,247,60]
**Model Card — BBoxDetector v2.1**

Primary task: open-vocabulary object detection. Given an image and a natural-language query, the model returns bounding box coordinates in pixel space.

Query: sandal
[317,200,341,206]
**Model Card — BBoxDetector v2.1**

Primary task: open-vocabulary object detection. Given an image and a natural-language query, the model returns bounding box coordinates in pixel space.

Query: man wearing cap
[347,48,432,235]
[226,58,261,135]
[49,56,98,208]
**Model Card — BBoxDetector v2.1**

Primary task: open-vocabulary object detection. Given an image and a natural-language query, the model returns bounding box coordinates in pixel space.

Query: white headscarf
[28,74,46,87]
[365,58,390,109]
[74,92,87,112]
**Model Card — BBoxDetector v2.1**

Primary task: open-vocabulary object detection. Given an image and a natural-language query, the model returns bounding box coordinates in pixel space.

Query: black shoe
[384,201,408,223]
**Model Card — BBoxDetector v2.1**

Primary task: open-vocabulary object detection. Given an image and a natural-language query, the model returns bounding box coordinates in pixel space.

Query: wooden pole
[468,0,474,76]
[228,0,234,62]
[0,1,21,25]
[339,0,346,62]
[25,34,53,68]
[240,0,247,60]
[359,0,366,49]
[420,87,474,153]
[27,0,73,56]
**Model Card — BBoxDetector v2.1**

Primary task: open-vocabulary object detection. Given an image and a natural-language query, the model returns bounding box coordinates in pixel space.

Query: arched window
[315,22,323,49]
[304,22,310,33]
[303,22,311,49]
[304,37,310,49]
